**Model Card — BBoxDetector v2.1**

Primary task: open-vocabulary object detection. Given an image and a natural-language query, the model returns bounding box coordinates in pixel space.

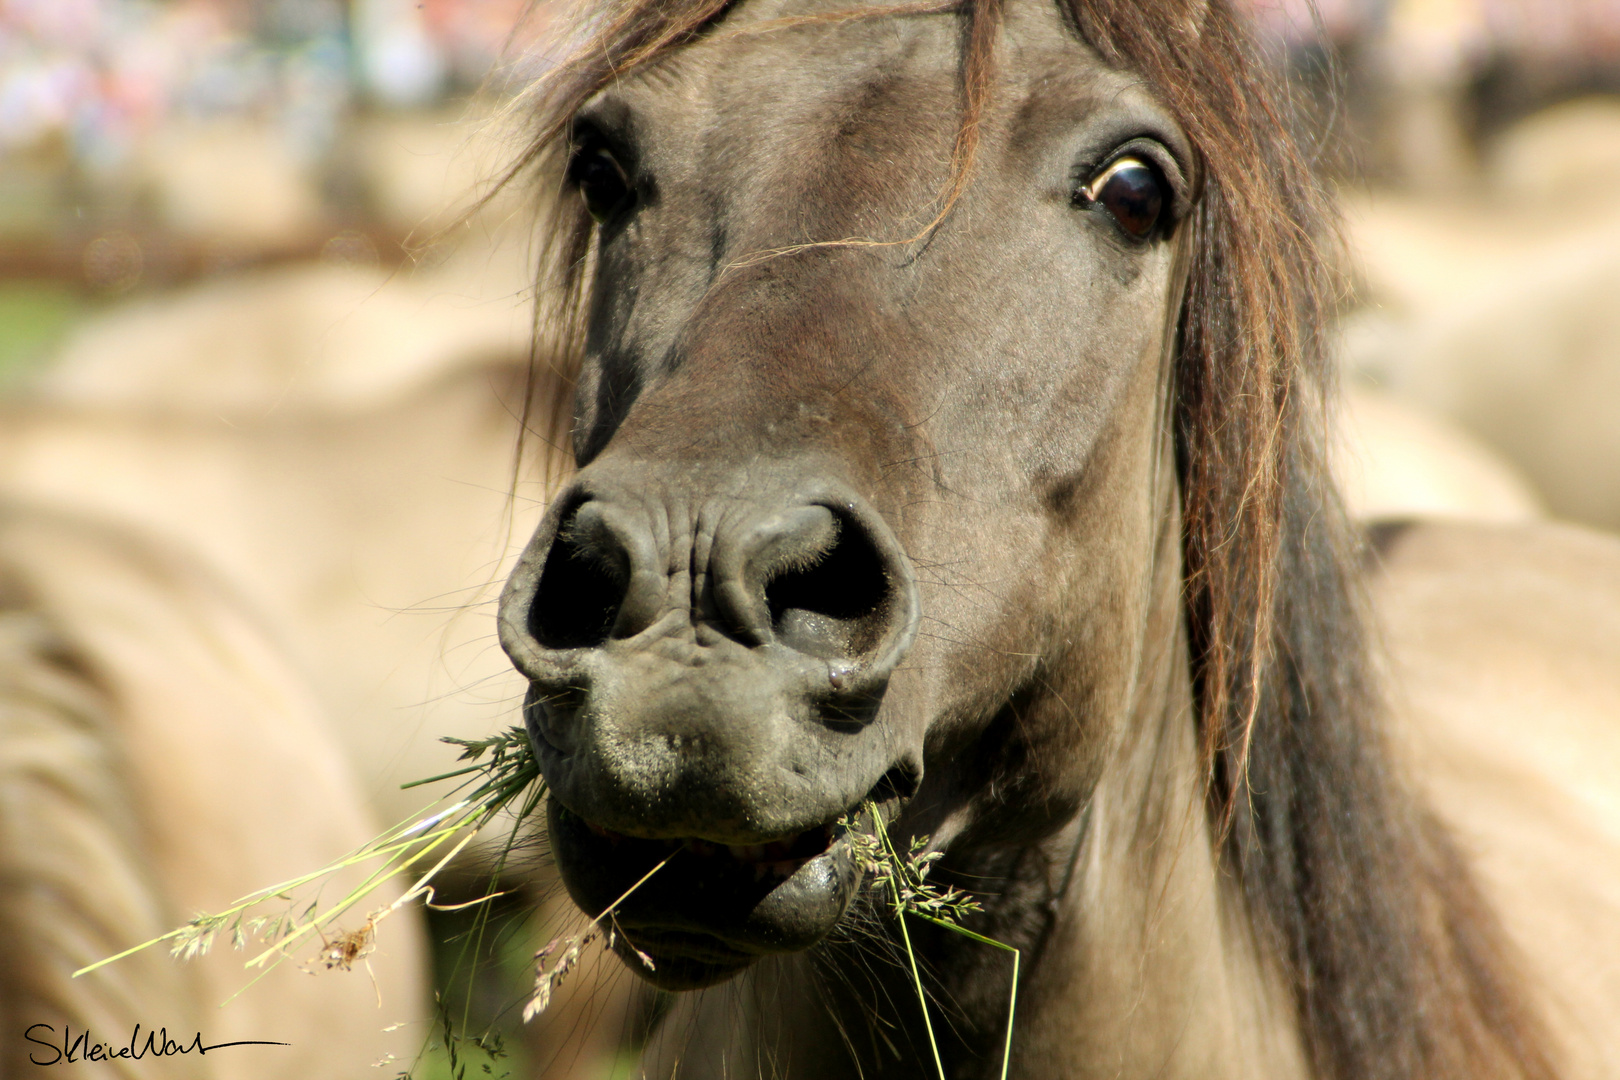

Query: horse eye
[568,143,633,223]
[1080,156,1165,240]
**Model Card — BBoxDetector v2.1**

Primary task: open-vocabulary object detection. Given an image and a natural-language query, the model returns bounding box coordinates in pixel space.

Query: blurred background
[0,0,549,343]
[1,0,1617,1078]
[4,0,1620,525]
[1251,0,1620,535]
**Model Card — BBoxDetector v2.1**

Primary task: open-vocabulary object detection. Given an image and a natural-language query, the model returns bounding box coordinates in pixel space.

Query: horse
[0,503,426,1079]
[1339,98,1620,534]
[1331,385,1541,524]
[487,0,1620,1076]
[1344,205,1620,534]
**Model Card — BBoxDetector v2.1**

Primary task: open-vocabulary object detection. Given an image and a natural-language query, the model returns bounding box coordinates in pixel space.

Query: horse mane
[504,0,1557,1075]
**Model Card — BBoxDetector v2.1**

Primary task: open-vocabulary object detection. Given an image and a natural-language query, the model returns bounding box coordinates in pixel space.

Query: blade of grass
[521,848,678,1022]
[913,913,1019,1080]
[866,804,1020,1080]
[871,805,948,1080]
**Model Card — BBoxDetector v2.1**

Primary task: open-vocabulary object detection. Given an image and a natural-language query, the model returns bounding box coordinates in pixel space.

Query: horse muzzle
[498,458,922,984]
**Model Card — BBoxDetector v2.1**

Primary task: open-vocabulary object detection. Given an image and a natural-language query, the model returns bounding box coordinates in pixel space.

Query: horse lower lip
[582,819,837,865]
[549,798,861,980]
[619,928,755,966]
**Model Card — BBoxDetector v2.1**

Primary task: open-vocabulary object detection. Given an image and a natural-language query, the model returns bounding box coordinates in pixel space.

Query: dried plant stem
[522,848,676,1021]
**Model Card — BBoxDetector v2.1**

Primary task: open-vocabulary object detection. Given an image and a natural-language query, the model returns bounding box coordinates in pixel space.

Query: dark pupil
[572,147,630,223]
[1098,162,1163,238]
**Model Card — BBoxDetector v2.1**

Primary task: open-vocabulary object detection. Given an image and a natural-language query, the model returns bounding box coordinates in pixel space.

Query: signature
[24,1024,288,1066]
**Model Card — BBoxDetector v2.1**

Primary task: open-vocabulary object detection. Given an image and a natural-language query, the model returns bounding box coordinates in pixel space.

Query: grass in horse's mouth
[78,727,1017,1080]
[75,725,545,982]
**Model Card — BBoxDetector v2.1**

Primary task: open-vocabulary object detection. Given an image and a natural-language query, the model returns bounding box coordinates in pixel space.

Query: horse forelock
[504,1,1556,1076]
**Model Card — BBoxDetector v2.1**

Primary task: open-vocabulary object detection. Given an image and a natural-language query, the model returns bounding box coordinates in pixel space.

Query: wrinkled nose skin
[498,456,921,988]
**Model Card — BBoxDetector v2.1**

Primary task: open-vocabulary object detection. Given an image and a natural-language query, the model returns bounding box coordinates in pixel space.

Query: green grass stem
[867,804,1020,1080]
[74,727,545,983]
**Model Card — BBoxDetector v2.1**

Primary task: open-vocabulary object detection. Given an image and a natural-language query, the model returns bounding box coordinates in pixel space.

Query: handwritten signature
[24,1023,288,1066]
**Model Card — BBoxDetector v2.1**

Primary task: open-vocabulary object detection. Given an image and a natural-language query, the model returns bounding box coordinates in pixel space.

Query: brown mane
[505,1,1556,1075]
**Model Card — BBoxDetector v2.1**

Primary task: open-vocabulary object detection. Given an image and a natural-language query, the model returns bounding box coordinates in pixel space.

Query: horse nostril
[764,511,891,660]
[529,503,629,650]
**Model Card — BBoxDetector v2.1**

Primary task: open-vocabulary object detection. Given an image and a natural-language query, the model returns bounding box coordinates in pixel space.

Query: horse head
[499,0,1200,991]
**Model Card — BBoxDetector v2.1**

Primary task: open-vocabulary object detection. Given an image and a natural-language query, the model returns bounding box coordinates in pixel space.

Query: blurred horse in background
[0,503,425,1079]
[1342,97,1620,533]
[0,203,644,1074]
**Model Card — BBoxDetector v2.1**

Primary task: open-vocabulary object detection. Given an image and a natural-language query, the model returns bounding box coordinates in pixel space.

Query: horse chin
[546,799,862,991]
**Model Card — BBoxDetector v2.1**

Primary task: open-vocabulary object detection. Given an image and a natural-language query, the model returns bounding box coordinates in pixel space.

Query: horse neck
[1003,615,1311,1080]
[900,495,1304,1080]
